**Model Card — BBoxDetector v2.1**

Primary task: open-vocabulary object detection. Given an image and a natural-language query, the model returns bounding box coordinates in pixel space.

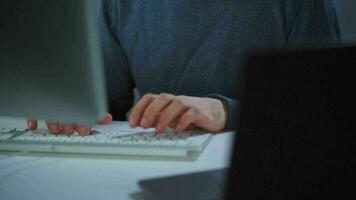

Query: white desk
[0,118,234,200]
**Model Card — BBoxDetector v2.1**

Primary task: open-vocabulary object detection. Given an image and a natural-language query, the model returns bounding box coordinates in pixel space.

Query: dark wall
[337,0,356,41]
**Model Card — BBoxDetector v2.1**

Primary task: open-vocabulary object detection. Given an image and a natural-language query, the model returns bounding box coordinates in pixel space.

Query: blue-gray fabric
[98,0,342,131]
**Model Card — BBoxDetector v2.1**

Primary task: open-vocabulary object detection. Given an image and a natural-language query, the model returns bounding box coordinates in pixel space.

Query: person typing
[26,0,342,135]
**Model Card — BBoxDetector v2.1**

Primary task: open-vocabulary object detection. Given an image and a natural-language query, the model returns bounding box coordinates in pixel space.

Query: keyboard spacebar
[1,143,189,157]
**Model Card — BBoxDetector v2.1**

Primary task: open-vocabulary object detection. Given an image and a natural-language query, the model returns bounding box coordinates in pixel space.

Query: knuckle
[176,95,186,101]
[174,97,186,107]
[159,93,173,100]
[143,93,155,100]
[176,95,186,99]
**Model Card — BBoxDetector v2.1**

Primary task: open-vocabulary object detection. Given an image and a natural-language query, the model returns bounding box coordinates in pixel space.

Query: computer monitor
[0,0,107,124]
[226,44,356,199]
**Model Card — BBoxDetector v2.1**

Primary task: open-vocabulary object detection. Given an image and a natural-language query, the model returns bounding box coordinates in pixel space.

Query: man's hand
[27,112,113,136]
[129,93,227,133]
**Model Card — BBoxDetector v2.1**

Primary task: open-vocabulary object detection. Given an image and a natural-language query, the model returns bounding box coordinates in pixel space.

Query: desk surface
[0,117,233,200]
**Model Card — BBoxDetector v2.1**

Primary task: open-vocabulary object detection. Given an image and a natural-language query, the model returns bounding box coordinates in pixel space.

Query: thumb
[97,112,113,125]
[27,119,38,130]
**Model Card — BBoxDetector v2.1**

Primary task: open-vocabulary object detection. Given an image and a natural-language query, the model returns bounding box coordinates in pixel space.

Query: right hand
[27,112,113,136]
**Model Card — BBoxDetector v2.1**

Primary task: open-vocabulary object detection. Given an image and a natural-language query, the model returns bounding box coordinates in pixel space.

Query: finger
[46,122,62,135]
[174,108,198,133]
[141,93,175,129]
[27,119,37,131]
[129,93,156,128]
[172,123,197,133]
[97,112,113,125]
[168,119,179,129]
[155,98,188,133]
[61,124,75,135]
[76,124,91,136]
[181,124,197,131]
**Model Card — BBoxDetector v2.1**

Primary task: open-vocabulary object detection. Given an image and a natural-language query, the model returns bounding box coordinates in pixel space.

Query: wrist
[208,98,228,132]
[205,94,232,131]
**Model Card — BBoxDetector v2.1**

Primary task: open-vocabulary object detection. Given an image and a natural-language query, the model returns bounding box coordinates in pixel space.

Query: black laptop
[138,45,356,200]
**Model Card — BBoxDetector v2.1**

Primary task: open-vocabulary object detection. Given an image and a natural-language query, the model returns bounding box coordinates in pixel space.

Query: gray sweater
[98,0,342,130]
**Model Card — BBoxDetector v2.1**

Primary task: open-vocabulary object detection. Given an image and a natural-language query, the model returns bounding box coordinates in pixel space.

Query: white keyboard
[0,127,213,160]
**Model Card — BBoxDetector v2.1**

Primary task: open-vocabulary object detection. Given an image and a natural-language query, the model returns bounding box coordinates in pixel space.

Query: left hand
[129,93,227,133]
[27,112,113,136]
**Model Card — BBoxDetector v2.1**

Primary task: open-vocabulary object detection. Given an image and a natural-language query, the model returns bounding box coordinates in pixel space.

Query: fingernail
[156,125,164,133]
[102,113,112,124]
